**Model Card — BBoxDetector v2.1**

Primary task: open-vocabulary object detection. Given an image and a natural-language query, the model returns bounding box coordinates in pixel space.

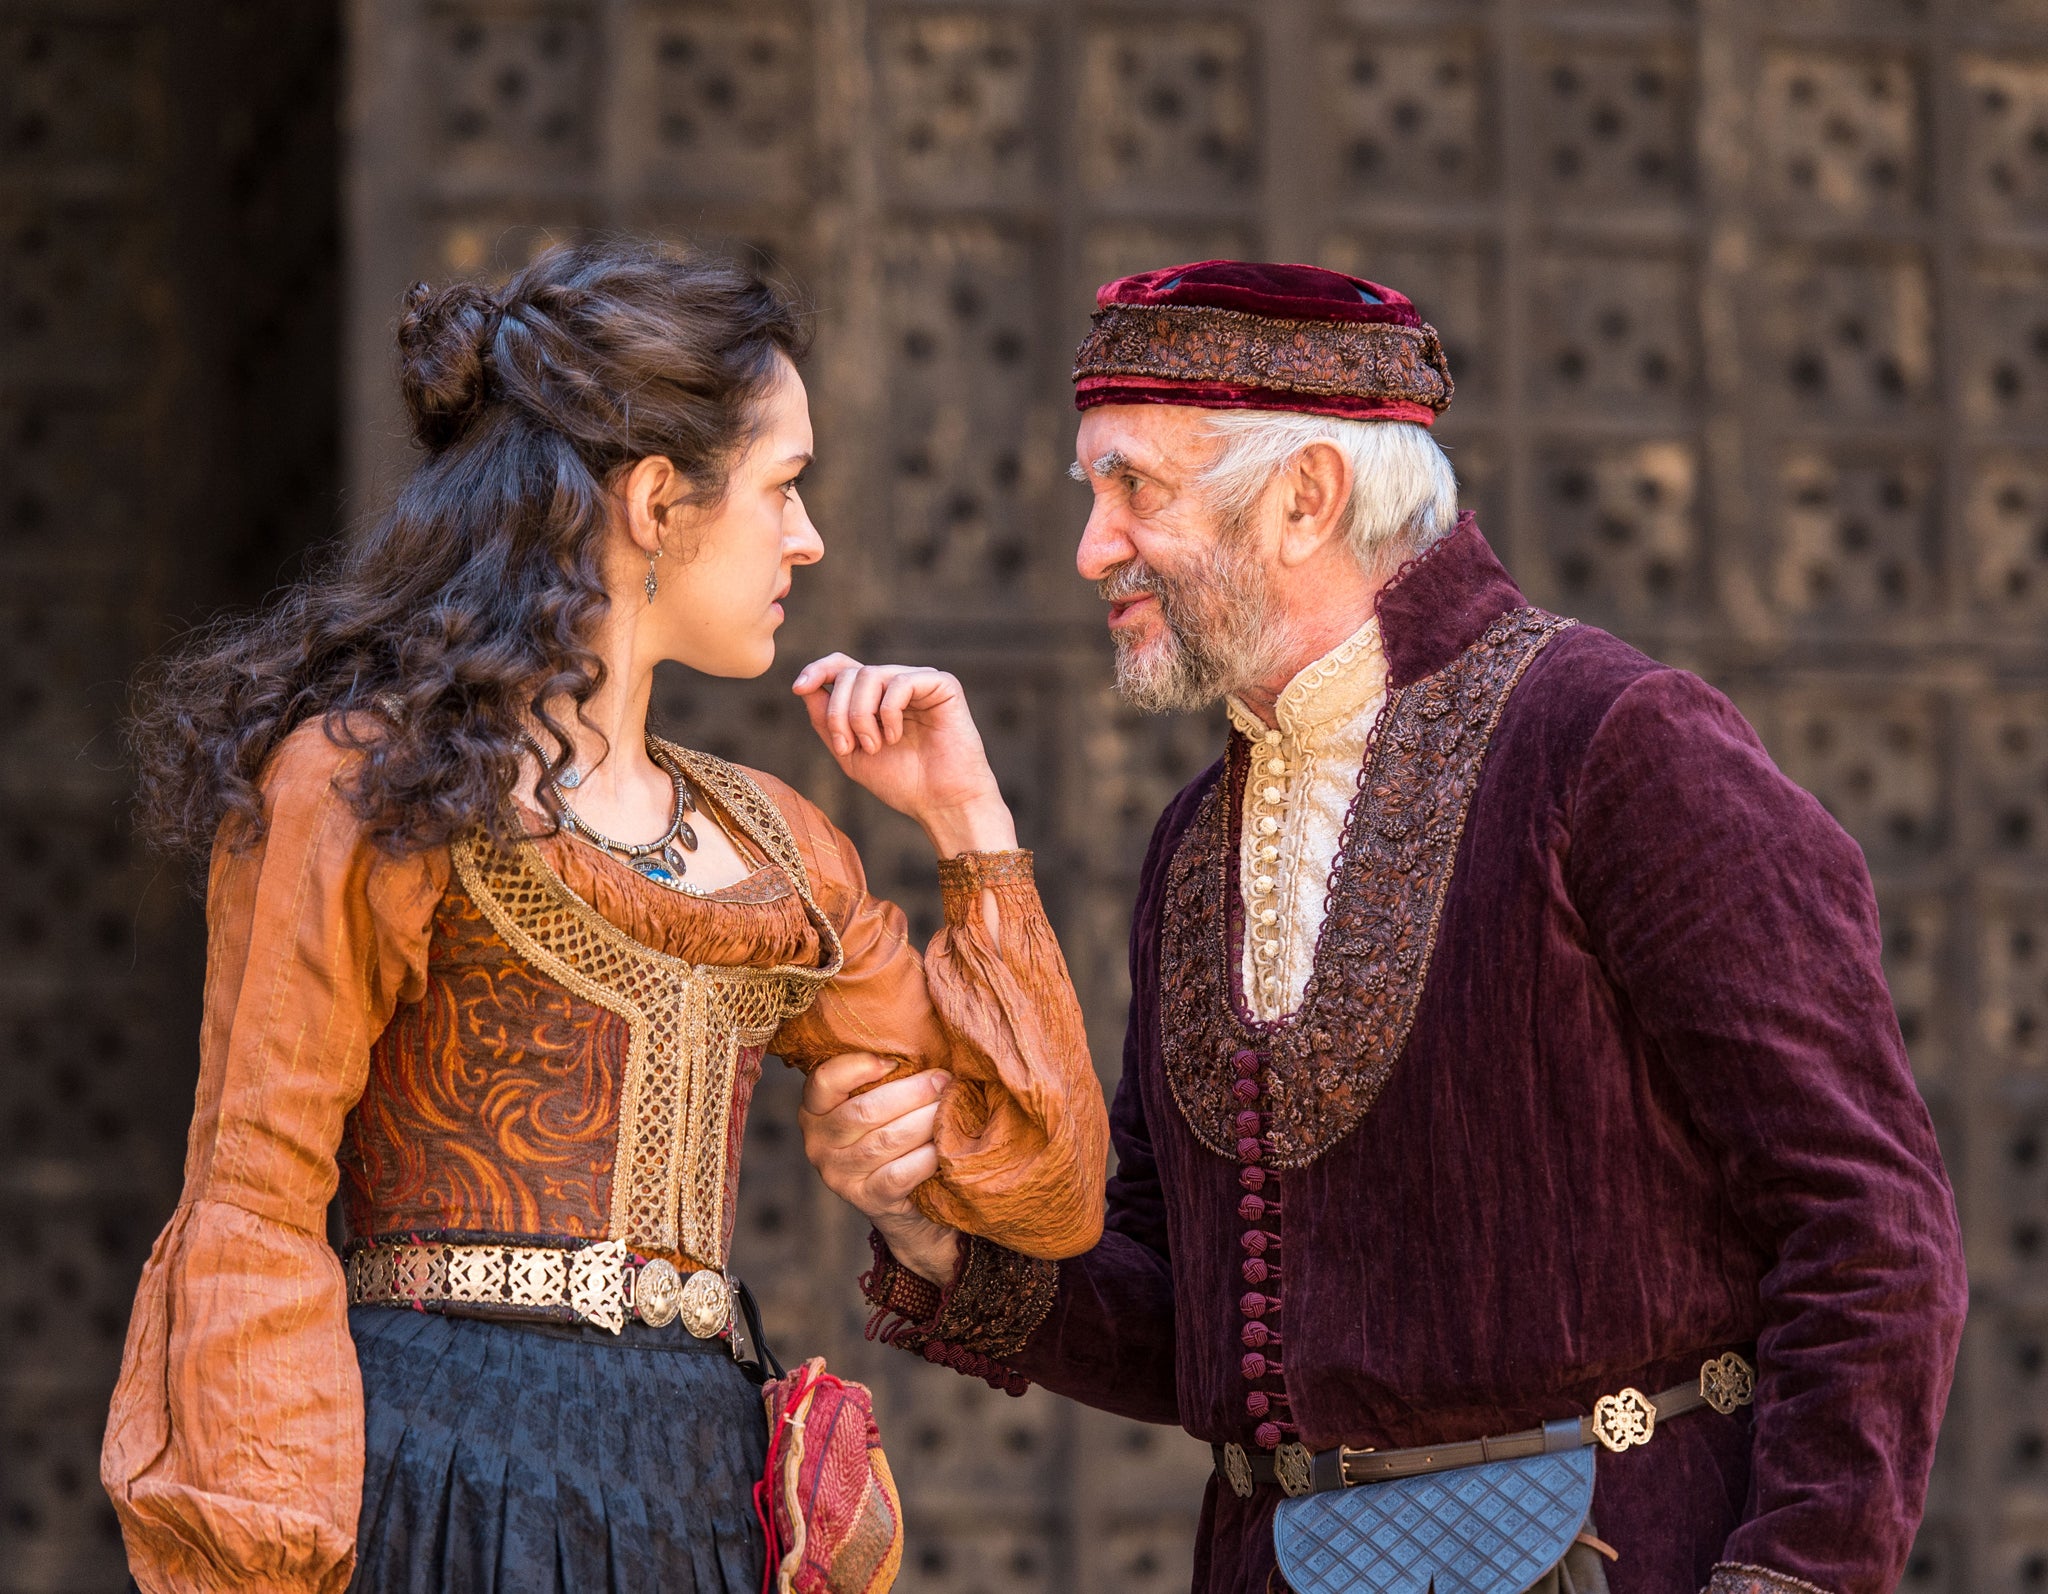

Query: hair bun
[397,280,501,450]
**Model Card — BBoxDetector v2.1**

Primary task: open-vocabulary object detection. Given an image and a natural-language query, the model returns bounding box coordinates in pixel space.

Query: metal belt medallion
[633,1258,684,1327]
[679,1267,733,1338]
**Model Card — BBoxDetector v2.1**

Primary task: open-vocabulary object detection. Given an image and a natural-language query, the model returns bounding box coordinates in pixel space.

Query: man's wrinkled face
[1071,406,1288,713]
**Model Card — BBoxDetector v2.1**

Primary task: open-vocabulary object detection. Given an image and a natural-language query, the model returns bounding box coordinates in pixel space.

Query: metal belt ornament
[1274,1443,1315,1499]
[1699,1349,1758,1414]
[346,1237,734,1339]
[1589,1387,1657,1452]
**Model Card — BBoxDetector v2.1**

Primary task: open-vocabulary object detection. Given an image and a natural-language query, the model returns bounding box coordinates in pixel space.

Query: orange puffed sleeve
[101,725,448,1594]
[754,771,1108,1262]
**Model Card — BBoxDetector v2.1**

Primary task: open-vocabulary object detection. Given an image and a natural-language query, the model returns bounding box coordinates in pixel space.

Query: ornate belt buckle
[633,1258,685,1328]
[678,1266,733,1338]
[1273,1441,1315,1498]
[1591,1387,1657,1453]
[1699,1352,1756,1415]
[1221,1442,1254,1499]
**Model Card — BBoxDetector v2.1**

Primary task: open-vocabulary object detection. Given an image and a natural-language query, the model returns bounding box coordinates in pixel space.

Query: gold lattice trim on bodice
[451,746,842,1268]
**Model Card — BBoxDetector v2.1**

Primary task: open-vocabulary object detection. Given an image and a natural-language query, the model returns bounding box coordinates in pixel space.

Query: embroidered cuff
[936,849,1036,925]
[862,1236,944,1324]
[1706,1564,1840,1594]
[861,1229,1057,1394]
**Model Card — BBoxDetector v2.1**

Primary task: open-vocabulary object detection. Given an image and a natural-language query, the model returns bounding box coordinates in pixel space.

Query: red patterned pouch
[754,1357,904,1594]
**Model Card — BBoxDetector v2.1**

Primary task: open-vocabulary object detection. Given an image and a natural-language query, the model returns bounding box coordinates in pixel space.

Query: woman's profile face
[654,356,822,679]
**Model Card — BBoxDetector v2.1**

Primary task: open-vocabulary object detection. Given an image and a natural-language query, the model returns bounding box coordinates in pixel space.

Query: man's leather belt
[1212,1352,1756,1500]
[345,1237,735,1341]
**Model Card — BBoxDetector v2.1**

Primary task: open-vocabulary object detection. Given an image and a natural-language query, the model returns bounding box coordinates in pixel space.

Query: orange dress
[101,724,1107,1594]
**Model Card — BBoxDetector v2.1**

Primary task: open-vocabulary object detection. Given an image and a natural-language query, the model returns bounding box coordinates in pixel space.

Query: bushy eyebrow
[1068,450,1132,483]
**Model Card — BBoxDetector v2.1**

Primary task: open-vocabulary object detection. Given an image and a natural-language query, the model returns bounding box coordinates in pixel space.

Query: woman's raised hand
[793,655,1019,856]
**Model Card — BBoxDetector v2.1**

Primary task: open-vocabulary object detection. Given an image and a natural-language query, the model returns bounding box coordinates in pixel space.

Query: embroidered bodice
[339,748,842,1271]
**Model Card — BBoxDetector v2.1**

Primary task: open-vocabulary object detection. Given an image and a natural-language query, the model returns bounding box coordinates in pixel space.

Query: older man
[801,262,1966,1594]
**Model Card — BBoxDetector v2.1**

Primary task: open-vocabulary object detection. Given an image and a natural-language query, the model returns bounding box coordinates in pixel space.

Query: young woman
[102,240,1106,1593]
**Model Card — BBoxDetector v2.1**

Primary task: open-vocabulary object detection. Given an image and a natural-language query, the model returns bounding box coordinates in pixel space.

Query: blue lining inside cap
[1357,285,1383,303]
[1162,275,1184,290]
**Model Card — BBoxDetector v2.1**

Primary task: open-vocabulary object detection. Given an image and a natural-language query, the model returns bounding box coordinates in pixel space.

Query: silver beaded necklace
[538,739,709,891]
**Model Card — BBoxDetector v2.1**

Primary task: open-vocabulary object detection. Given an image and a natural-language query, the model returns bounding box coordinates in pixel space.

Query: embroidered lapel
[1158,608,1575,1167]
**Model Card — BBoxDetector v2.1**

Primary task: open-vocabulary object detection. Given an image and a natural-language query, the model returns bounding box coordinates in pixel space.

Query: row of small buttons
[1232,1045,1294,1453]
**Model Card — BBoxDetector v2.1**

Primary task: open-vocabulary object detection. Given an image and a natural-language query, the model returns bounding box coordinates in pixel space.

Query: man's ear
[1276,441,1353,568]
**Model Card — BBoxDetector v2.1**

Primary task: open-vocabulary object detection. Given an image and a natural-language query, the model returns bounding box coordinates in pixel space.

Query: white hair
[1196,412,1460,571]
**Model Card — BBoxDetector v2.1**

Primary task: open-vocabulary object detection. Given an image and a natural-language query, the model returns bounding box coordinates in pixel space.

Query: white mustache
[1098,562,1162,604]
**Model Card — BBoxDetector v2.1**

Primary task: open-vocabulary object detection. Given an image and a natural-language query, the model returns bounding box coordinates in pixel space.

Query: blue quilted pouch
[1271,1448,1595,1594]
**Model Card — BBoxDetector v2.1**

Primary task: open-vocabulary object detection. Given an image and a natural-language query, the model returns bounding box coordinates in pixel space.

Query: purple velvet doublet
[868,520,1966,1594]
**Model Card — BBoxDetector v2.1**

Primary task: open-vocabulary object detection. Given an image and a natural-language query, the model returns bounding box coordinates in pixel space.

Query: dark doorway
[0,5,341,1587]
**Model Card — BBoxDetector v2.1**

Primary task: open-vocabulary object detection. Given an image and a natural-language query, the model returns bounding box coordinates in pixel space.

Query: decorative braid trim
[934,1236,1058,1357]
[1707,1564,1842,1594]
[936,848,1035,895]
[1073,302,1453,412]
[1274,615,1385,710]
[936,849,1036,926]
[860,1231,1056,1395]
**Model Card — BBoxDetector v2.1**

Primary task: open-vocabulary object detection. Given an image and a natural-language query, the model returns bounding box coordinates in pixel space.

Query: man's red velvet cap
[1072,259,1453,424]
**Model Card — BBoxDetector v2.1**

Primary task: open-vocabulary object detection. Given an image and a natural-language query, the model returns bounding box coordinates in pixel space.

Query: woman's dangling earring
[645,506,670,601]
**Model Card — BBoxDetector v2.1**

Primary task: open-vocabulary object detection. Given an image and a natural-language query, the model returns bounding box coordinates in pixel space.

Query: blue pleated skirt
[347,1305,768,1594]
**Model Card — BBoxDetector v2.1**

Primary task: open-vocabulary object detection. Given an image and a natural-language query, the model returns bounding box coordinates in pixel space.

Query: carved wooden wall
[2,0,2039,1588]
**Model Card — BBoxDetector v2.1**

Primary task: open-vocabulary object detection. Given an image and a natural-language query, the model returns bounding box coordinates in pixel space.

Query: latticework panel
[333,0,2032,1586]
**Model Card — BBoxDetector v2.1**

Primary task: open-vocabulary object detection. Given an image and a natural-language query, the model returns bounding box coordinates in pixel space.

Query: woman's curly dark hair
[129,237,810,863]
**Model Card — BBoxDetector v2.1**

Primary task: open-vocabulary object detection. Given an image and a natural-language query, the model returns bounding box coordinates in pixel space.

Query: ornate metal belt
[1215,1351,1756,1499]
[345,1237,736,1339]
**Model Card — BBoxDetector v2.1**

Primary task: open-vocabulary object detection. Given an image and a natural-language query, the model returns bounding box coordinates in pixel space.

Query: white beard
[1103,535,1296,714]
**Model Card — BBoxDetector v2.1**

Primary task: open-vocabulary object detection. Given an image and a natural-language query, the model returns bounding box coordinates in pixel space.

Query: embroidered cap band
[1072,259,1455,424]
